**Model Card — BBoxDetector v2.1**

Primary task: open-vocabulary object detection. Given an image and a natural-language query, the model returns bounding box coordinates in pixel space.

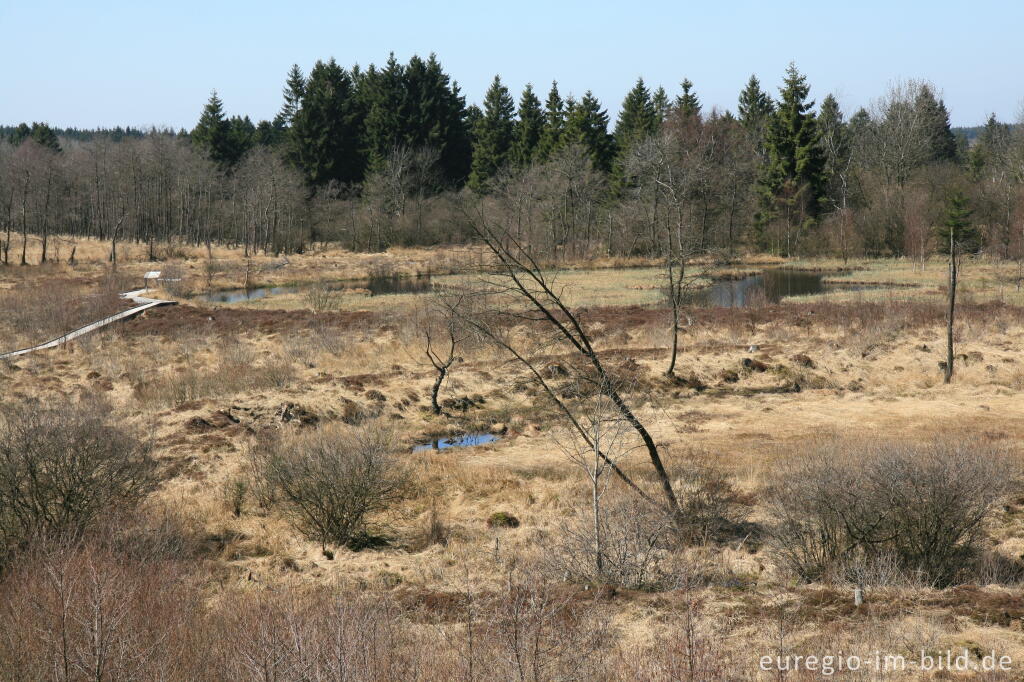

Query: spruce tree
[755,64,827,254]
[291,58,364,186]
[675,79,701,120]
[652,86,670,127]
[192,90,232,170]
[225,116,255,165]
[614,77,657,150]
[362,55,408,173]
[29,123,61,152]
[737,74,775,155]
[468,75,515,192]
[970,113,1011,174]
[360,54,470,184]
[513,84,544,167]
[279,64,306,126]
[936,190,980,254]
[419,55,472,183]
[915,85,958,163]
[562,91,615,173]
[535,82,565,162]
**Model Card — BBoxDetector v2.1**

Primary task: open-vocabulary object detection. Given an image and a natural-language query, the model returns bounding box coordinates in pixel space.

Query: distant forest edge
[1,55,1023,261]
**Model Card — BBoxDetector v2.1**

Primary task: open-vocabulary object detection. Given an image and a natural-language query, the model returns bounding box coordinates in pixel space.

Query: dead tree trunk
[945,231,957,384]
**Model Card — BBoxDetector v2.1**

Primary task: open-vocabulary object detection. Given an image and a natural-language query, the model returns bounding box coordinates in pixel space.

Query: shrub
[766,438,1015,587]
[0,397,156,564]
[487,511,520,528]
[546,495,681,590]
[251,423,409,549]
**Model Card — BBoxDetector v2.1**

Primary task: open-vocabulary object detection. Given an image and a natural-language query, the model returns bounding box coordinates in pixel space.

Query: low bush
[249,423,409,549]
[0,397,156,566]
[766,438,1015,587]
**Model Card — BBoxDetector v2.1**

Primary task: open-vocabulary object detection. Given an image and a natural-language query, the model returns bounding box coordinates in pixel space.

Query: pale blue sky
[1,0,1021,130]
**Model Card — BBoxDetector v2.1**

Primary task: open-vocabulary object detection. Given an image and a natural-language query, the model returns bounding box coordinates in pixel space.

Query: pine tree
[225,116,255,166]
[652,86,670,127]
[675,79,701,120]
[914,85,958,163]
[513,84,544,167]
[468,75,516,192]
[755,64,827,254]
[614,77,657,151]
[738,75,774,131]
[536,82,565,162]
[291,58,364,186]
[192,90,232,170]
[936,190,979,254]
[279,64,306,126]
[255,118,286,146]
[361,55,408,174]
[970,113,1012,174]
[360,54,470,184]
[737,75,775,157]
[563,91,615,173]
[419,55,472,183]
[29,122,61,152]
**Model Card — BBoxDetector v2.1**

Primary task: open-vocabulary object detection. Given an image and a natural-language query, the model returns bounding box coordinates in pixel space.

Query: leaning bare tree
[452,196,687,529]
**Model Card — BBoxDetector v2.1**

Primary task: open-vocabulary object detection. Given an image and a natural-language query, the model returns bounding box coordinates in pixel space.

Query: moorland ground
[2,238,1024,679]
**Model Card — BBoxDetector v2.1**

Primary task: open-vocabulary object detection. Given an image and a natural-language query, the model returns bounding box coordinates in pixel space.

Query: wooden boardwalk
[0,289,176,360]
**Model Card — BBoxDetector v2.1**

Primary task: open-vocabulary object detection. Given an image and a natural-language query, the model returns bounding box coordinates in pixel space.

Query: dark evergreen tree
[652,86,671,127]
[754,64,827,254]
[513,84,544,167]
[968,113,1011,174]
[614,77,657,150]
[255,118,286,146]
[361,55,408,173]
[562,91,615,173]
[915,85,958,163]
[536,82,565,162]
[936,190,979,254]
[738,74,775,162]
[468,75,516,192]
[409,54,472,183]
[360,54,470,184]
[29,123,61,152]
[675,79,701,120]
[225,115,256,165]
[737,75,774,133]
[191,91,232,169]
[279,64,306,126]
[8,123,32,146]
[464,104,483,144]
[291,58,364,186]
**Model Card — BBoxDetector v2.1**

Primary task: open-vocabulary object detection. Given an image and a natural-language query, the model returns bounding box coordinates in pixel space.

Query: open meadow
[2,239,1024,679]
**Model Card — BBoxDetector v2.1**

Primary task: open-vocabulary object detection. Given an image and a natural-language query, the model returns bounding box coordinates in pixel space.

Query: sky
[1,0,1021,131]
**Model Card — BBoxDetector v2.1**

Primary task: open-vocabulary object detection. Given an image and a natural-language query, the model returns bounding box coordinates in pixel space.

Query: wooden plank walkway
[0,289,176,360]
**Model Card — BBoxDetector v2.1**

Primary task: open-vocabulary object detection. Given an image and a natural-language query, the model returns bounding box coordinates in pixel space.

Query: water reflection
[197,275,433,304]
[686,270,864,308]
[413,433,499,452]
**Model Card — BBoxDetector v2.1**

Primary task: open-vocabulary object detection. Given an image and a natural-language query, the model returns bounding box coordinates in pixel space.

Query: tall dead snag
[454,201,685,528]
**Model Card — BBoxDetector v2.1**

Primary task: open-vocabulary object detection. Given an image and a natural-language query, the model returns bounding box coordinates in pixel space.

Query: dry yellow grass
[5,251,1024,678]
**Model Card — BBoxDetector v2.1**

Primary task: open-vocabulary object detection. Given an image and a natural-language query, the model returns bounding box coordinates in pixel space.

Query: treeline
[2,55,1023,261]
